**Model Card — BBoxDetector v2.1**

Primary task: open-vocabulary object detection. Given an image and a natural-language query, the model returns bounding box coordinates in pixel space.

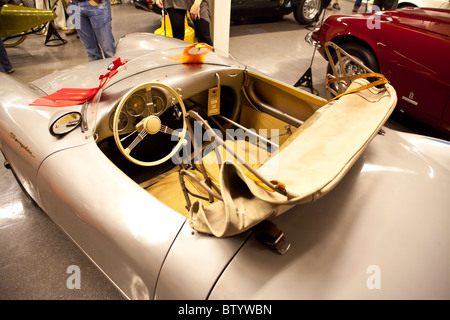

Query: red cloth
[30,58,127,107]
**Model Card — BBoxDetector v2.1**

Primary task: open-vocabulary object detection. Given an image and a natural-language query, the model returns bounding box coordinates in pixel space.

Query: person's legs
[89,2,116,58]
[0,39,14,73]
[69,2,103,61]
[383,0,398,9]
[332,0,340,10]
[373,0,383,10]
[193,18,212,46]
[51,0,67,29]
[35,0,45,9]
[167,8,186,41]
[353,0,362,12]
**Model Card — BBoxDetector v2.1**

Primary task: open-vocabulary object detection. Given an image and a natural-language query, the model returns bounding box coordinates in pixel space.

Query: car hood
[365,8,450,36]
[29,46,239,96]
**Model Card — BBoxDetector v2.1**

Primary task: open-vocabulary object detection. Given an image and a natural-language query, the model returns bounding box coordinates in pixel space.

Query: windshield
[82,85,103,140]
[79,46,241,138]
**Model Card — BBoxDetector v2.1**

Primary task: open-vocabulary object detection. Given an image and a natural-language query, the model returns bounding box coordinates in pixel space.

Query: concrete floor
[0,0,437,300]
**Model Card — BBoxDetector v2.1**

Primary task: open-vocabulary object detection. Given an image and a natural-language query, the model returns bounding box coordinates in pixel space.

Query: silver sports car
[1,33,449,300]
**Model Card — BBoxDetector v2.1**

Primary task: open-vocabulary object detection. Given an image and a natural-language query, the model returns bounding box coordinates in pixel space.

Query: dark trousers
[167,8,213,46]
[373,0,398,10]
[0,39,13,73]
[354,0,397,9]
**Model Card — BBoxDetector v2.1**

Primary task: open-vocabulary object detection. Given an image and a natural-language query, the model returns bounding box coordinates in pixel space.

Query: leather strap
[327,73,389,102]
[254,220,291,255]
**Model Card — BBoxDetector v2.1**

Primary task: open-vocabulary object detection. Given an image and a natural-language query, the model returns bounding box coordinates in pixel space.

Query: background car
[308,7,450,139]
[133,0,331,25]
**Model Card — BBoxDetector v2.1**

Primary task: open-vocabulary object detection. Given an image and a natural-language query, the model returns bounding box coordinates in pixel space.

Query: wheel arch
[397,2,418,8]
[324,35,378,64]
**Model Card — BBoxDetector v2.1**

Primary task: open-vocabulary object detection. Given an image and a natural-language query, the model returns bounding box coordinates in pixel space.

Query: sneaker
[352,6,359,12]
[333,3,341,10]
[65,29,77,36]
[6,68,15,74]
[327,5,332,10]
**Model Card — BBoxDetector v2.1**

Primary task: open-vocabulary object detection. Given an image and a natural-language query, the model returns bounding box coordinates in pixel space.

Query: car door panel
[376,23,450,127]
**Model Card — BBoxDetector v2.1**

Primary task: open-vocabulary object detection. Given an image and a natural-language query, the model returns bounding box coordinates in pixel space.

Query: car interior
[95,68,325,218]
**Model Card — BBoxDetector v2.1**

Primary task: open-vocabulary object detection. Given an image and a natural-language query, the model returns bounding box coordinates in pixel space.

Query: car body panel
[37,142,186,299]
[155,224,250,299]
[0,74,92,203]
[382,7,450,34]
[31,33,241,96]
[311,8,450,138]
[210,128,450,299]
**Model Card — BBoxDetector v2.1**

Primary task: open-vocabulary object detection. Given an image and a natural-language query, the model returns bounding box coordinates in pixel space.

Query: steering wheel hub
[144,116,161,135]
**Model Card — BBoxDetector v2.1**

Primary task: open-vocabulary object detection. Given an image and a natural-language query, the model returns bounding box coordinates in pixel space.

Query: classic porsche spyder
[307,7,450,139]
[1,33,450,300]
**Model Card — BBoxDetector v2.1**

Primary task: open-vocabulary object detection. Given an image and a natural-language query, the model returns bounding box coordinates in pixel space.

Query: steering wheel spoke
[124,129,148,155]
[160,125,176,135]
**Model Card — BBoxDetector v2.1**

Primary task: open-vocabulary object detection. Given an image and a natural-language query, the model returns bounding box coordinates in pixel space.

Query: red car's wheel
[327,42,380,94]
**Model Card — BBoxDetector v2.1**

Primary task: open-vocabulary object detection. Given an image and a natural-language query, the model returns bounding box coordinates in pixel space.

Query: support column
[210,0,231,56]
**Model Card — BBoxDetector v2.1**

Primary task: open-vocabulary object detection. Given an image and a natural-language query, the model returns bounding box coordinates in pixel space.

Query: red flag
[30,58,127,107]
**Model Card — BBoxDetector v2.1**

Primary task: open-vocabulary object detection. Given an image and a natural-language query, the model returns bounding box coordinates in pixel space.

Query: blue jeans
[68,0,116,61]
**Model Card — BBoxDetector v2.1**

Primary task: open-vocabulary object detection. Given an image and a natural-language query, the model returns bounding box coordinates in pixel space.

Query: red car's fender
[313,9,450,138]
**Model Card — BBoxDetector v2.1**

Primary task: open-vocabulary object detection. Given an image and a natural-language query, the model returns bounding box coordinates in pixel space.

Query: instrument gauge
[118,111,128,132]
[126,94,146,117]
[152,95,165,114]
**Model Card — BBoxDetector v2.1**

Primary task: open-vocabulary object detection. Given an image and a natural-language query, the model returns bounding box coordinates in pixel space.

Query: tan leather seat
[146,140,270,218]
[146,169,210,218]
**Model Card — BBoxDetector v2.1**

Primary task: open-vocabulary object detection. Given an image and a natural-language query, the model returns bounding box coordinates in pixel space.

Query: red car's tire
[326,42,380,94]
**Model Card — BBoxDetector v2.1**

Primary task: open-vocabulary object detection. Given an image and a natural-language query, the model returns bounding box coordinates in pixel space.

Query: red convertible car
[308,7,450,139]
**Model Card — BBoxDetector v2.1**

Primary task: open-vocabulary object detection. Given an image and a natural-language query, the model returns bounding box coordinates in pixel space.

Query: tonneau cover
[189,79,397,237]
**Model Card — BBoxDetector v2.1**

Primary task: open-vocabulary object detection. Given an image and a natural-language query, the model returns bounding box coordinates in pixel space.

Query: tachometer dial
[126,94,146,117]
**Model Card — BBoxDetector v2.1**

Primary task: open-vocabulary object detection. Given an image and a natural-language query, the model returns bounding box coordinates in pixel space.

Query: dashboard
[108,86,169,134]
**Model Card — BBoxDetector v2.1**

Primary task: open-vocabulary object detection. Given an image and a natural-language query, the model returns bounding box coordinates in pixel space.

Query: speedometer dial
[126,94,146,117]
